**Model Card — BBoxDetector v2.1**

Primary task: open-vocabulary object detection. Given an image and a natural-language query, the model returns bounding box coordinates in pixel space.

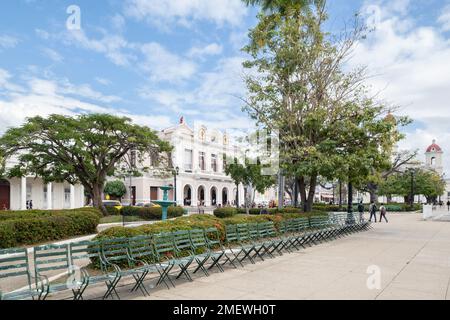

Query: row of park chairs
[0,214,370,300]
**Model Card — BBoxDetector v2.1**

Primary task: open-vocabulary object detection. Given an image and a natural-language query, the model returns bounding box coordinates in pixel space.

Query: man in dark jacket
[369,201,377,223]
[358,201,365,223]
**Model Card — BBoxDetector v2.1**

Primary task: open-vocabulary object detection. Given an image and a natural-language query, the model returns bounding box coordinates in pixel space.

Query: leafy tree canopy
[0,113,172,212]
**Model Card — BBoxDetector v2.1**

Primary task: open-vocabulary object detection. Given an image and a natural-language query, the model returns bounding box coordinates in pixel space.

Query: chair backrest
[247,223,260,240]
[172,230,193,255]
[236,224,251,242]
[204,227,221,247]
[0,248,32,290]
[100,238,130,265]
[153,232,176,261]
[70,240,101,268]
[34,244,70,279]
[128,235,155,262]
[256,222,269,238]
[310,216,330,228]
[189,229,208,249]
[225,225,239,243]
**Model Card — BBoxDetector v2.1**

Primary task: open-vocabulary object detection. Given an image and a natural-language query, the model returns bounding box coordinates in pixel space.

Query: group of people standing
[357,201,388,223]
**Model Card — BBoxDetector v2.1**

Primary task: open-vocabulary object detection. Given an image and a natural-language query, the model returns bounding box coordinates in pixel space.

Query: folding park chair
[236,224,261,263]
[257,222,284,257]
[189,229,224,275]
[0,247,44,300]
[278,220,299,252]
[100,237,150,299]
[152,232,194,287]
[127,235,172,291]
[289,218,311,249]
[172,230,197,279]
[34,243,82,300]
[224,225,246,267]
[69,240,120,300]
[246,223,270,261]
[203,227,239,269]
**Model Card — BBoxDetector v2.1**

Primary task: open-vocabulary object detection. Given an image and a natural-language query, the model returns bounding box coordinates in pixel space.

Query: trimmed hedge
[104,206,121,216]
[120,206,184,220]
[0,208,101,248]
[95,212,328,244]
[213,207,237,218]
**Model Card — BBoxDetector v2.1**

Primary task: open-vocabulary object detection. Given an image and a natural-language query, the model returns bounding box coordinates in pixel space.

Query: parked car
[102,200,123,211]
[135,202,161,208]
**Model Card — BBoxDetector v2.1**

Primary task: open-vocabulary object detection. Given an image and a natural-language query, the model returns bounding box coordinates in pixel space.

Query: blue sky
[1,0,450,172]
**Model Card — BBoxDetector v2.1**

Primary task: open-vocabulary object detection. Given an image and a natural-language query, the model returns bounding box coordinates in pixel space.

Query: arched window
[431,157,436,166]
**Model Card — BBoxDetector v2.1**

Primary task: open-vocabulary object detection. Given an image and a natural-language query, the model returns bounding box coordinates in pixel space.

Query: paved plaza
[51,212,449,301]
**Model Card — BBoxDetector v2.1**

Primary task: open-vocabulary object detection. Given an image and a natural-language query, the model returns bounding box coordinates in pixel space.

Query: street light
[173,166,179,206]
[406,168,416,210]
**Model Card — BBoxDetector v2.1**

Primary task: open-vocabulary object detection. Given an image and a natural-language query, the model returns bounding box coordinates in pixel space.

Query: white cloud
[352,0,450,173]
[140,42,197,83]
[0,35,19,50]
[37,28,197,84]
[41,47,64,62]
[124,0,248,29]
[187,43,223,59]
[0,71,172,134]
[438,5,450,32]
[95,77,112,86]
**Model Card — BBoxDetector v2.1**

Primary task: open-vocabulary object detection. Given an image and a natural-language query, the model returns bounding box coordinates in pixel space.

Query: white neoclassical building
[120,118,274,208]
[0,158,85,211]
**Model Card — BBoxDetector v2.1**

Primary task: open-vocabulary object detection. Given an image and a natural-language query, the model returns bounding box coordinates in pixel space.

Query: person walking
[357,201,365,223]
[369,201,377,223]
[447,200,450,212]
[379,203,388,223]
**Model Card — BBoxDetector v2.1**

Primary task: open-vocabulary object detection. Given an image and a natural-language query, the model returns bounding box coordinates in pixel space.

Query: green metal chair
[100,237,151,298]
[203,227,239,269]
[34,243,90,300]
[69,240,120,300]
[189,229,225,275]
[126,235,172,290]
[256,222,284,257]
[152,231,195,287]
[0,248,44,300]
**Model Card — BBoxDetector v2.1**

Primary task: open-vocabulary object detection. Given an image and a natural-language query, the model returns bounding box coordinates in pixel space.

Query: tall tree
[0,114,171,213]
[241,0,409,211]
[104,180,127,201]
[379,169,446,204]
[225,158,275,214]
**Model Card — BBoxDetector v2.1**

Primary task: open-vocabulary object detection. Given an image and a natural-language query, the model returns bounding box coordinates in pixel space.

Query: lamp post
[407,168,415,210]
[173,166,179,206]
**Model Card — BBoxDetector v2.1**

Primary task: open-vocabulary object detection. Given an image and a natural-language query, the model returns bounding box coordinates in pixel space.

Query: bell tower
[425,139,444,175]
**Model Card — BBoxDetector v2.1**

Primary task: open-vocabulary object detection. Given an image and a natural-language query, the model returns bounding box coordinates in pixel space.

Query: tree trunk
[235,183,239,209]
[293,179,299,208]
[92,183,107,215]
[244,186,249,215]
[305,173,318,212]
[298,176,307,212]
[347,181,353,213]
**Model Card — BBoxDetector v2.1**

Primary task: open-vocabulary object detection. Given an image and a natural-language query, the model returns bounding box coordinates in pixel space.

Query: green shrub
[120,206,184,220]
[0,207,102,221]
[0,209,101,248]
[213,207,237,218]
[104,206,121,216]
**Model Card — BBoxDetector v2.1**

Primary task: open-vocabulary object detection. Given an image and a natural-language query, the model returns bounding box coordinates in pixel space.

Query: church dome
[426,140,443,153]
